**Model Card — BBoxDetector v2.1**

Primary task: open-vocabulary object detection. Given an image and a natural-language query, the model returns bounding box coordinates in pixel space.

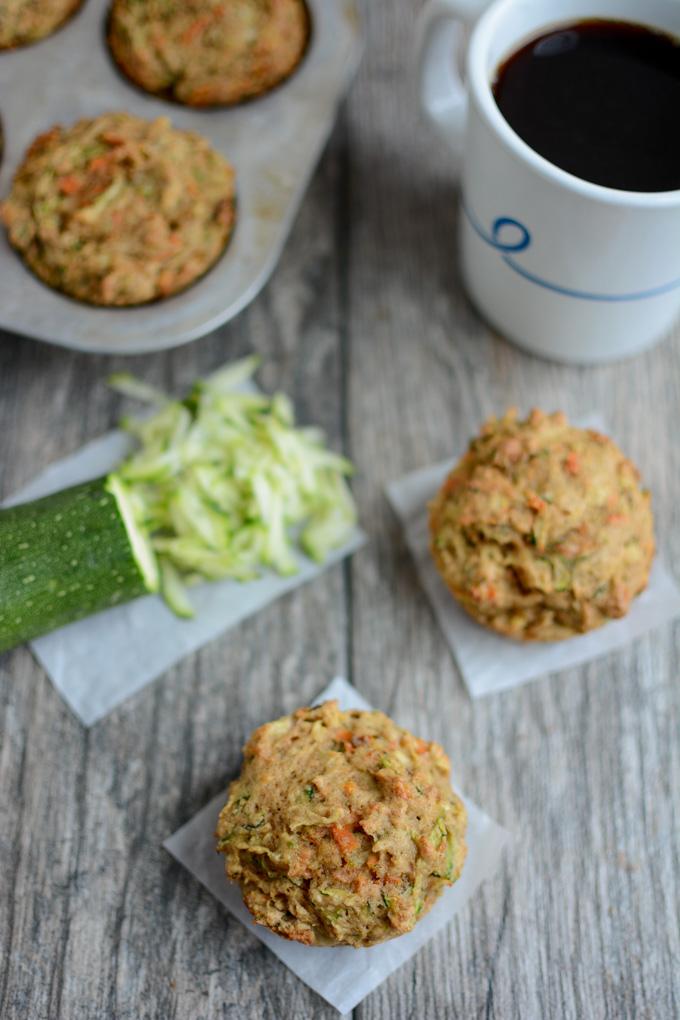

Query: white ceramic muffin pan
[0,0,362,354]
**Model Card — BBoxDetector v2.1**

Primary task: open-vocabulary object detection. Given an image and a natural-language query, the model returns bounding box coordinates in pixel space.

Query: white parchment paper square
[164,676,510,1016]
[386,415,680,699]
[5,435,365,726]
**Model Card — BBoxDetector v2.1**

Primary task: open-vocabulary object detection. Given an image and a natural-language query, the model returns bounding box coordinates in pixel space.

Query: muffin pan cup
[0,0,362,353]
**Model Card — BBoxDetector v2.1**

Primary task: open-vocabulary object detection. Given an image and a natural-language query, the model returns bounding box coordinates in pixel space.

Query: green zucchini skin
[0,476,149,653]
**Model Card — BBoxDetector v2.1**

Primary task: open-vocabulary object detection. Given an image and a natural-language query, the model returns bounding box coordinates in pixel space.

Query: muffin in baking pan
[0,0,84,50]
[429,409,655,641]
[216,700,467,947]
[0,111,236,307]
[107,0,310,107]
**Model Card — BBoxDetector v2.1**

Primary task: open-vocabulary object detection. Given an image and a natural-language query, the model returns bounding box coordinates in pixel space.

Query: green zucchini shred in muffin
[107,0,310,107]
[429,408,655,641]
[0,0,83,49]
[0,112,236,307]
[216,700,467,947]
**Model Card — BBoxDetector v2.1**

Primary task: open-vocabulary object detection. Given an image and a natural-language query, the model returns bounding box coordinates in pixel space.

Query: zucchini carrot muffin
[0,112,236,306]
[107,0,310,107]
[0,0,83,49]
[429,409,655,641]
[216,700,467,947]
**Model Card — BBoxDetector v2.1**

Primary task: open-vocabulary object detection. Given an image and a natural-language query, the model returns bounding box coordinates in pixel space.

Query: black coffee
[492,19,680,192]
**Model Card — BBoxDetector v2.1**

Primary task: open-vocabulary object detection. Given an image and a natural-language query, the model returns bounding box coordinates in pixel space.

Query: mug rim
[468,0,680,208]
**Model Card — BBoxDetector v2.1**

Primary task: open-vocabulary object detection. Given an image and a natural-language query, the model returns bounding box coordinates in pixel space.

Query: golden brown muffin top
[108,0,309,106]
[216,700,467,947]
[0,0,83,49]
[0,112,235,306]
[429,408,655,641]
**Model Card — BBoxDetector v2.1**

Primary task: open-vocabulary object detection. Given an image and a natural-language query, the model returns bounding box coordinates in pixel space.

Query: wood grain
[2,0,680,1017]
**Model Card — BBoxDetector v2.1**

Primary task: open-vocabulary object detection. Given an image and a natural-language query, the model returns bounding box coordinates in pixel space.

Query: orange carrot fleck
[58,175,82,195]
[182,14,212,43]
[564,451,581,476]
[442,474,463,494]
[336,729,354,752]
[392,778,412,800]
[330,824,359,856]
[527,493,547,512]
[89,154,114,173]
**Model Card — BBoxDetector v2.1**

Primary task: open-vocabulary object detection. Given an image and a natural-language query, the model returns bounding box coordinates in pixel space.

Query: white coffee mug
[417,0,680,364]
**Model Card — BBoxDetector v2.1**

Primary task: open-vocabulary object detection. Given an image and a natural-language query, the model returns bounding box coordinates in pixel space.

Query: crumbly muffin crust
[107,0,309,107]
[0,0,83,50]
[0,112,236,306]
[216,700,467,947]
[429,409,655,641]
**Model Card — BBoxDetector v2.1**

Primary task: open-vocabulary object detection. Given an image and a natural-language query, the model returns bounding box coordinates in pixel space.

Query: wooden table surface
[2,3,680,1018]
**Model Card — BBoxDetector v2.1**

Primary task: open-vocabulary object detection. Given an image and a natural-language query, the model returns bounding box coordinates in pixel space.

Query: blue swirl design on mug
[463,204,680,302]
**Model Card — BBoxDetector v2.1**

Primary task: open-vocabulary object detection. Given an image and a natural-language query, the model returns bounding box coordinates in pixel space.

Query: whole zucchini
[0,476,157,652]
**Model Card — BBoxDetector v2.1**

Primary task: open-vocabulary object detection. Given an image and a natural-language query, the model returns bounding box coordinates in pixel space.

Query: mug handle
[415,0,493,156]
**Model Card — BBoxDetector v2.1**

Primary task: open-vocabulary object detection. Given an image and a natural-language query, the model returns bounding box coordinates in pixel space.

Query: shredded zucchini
[107,357,357,617]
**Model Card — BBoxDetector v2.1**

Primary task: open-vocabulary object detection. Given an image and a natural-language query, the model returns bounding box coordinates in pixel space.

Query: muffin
[107,0,310,107]
[216,700,467,947]
[0,112,236,306]
[0,0,83,49]
[429,409,655,641]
